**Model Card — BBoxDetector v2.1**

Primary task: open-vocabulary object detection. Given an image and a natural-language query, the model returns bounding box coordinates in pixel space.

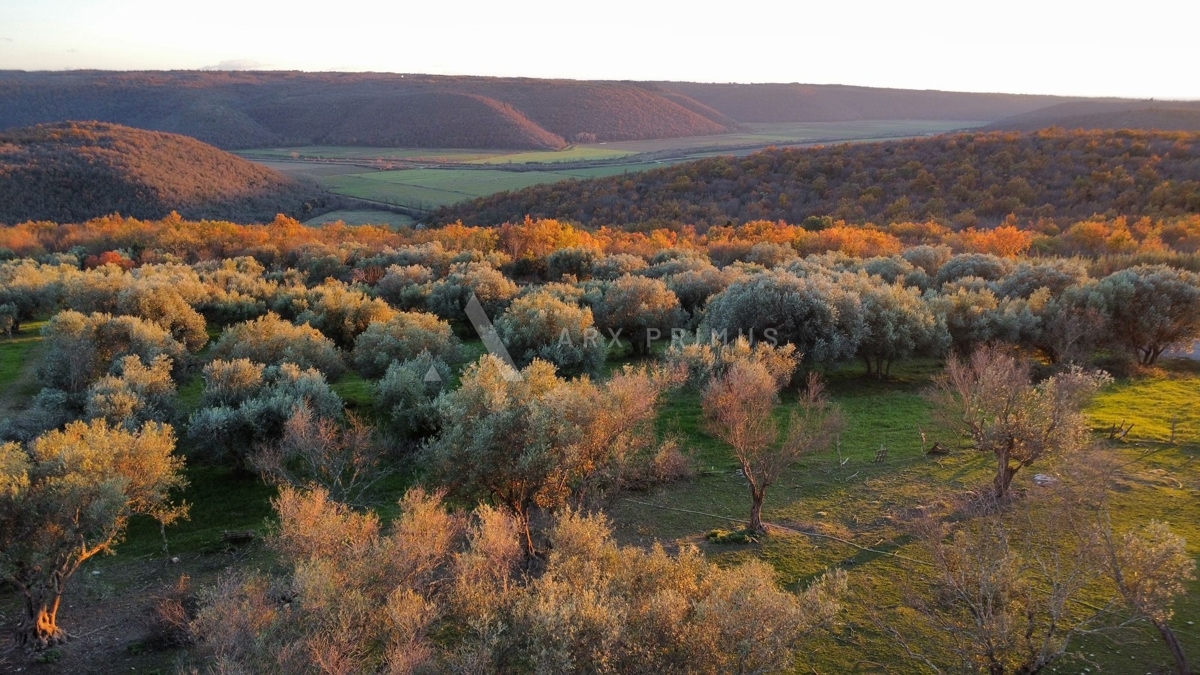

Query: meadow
[320,162,675,210]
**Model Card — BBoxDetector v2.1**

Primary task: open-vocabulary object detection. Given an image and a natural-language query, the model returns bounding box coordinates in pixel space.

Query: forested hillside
[985,99,1200,132]
[0,121,330,224]
[434,129,1200,228]
[0,71,1069,150]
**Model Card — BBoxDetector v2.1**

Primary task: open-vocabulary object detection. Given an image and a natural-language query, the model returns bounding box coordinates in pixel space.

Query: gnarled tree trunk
[993,451,1019,500]
[749,486,766,533]
[21,590,66,649]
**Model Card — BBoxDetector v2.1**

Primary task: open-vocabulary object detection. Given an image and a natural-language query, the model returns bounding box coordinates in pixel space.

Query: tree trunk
[749,488,766,533]
[993,454,1018,500]
[22,593,66,649]
[1151,618,1191,675]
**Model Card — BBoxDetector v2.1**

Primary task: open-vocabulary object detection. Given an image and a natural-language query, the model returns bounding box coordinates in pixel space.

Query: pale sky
[0,0,1196,100]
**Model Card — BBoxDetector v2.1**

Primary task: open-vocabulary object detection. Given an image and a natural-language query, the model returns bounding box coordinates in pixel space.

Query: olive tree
[426,261,519,323]
[374,263,434,311]
[1095,265,1200,365]
[594,275,685,356]
[928,347,1109,499]
[935,252,1012,286]
[211,312,345,379]
[854,279,947,378]
[0,420,187,648]
[187,361,344,470]
[351,310,461,378]
[116,284,209,352]
[193,487,845,674]
[494,290,606,376]
[591,253,648,280]
[546,246,599,281]
[251,406,389,506]
[84,354,178,429]
[702,362,843,533]
[704,270,866,365]
[38,310,188,394]
[665,265,743,320]
[424,356,674,551]
[668,335,799,389]
[0,302,17,338]
[374,352,453,440]
[296,279,398,349]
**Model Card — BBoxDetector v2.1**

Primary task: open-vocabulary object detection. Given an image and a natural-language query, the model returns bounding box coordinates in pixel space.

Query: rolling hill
[0,71,1079,151]
[986,100,1200,132]
[433,129,1200,228]
[0,121,330,224]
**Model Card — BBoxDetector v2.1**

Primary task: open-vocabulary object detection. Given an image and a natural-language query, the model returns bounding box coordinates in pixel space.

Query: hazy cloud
[201,59,267,71]
[0,37,13,42]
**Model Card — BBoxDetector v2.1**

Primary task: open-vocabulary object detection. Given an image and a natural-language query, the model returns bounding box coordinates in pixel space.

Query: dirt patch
[0,546,264,674]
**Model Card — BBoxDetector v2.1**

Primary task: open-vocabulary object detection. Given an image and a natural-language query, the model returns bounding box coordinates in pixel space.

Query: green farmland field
[247,119,987,214]
[322,162,675,210]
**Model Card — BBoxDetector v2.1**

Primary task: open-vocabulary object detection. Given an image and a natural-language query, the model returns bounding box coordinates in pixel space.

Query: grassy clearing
[1090,359,1200,446]
[608,358,1200,673]
[0,320,45,414]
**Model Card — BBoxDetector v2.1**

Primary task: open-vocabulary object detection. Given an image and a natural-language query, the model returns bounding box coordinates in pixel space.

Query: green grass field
[0,320,45,416]
[322,162,674,209]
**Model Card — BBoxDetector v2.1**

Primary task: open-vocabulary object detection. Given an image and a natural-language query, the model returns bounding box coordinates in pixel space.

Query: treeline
[0,122,332,224]
[4,211,1200,266]
[434,129,1200,228]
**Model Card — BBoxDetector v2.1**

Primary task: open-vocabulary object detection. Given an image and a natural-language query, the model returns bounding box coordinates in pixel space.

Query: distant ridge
[0,121,329,224]
[0,71,1078,151]
[986,101,1200,132]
